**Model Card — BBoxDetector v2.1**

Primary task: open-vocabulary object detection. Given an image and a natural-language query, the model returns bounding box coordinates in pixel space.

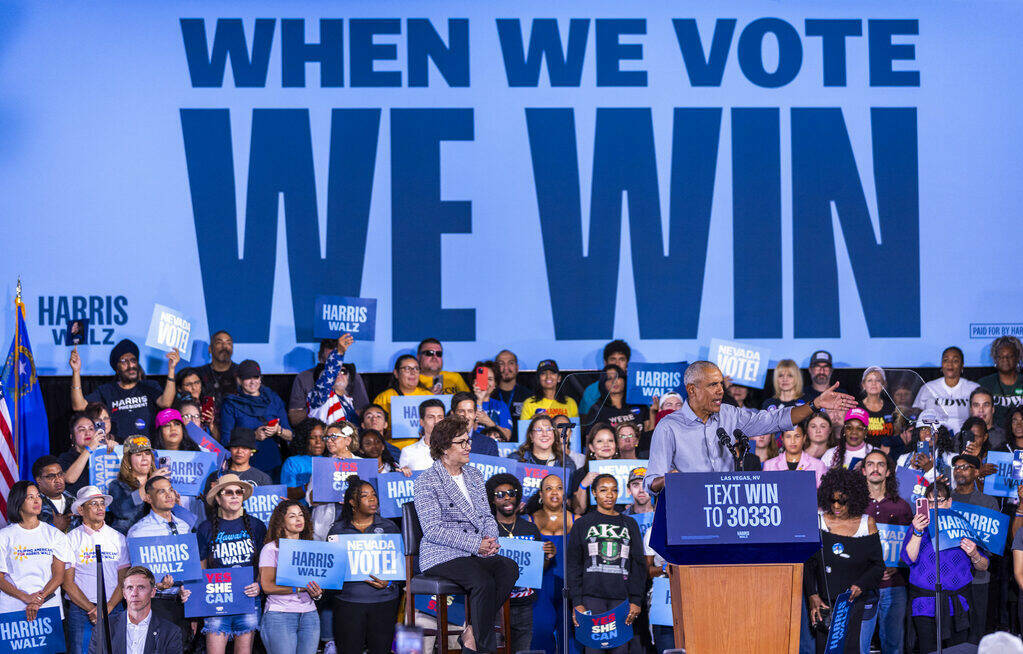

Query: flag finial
[15,277,21,304]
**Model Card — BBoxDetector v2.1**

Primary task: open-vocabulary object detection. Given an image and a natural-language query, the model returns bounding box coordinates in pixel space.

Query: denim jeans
[871,586,907,653]
[67,602,124,654]
[260,609,320,654]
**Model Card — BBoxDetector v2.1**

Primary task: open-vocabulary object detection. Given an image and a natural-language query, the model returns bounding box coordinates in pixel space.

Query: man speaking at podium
[644,361,856,493]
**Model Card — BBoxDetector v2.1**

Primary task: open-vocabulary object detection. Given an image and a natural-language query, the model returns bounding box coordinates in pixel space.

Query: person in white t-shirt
[821,408,874,470]
[912,346,979,432]
[0,480,71,621]
[63,485,130,654]
[398,399,445,472]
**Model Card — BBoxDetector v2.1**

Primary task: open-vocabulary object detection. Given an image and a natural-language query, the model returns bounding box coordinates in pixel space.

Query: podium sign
[652,471,821,565]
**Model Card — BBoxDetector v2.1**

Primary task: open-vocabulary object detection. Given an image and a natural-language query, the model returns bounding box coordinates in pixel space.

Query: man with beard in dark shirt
[70,338,177,437]
[486,473,555,654]
[196,330,238,403]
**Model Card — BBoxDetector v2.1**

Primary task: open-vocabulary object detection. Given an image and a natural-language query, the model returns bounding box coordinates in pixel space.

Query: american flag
[0,386,14,526]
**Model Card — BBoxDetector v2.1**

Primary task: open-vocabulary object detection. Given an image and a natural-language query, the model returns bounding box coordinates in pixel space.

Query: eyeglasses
[450,438,471,449]
[532,427,555,435]
[492,490,518,499]
[930,495,950,503]
[420,350,443,358]
[830,496,849,505]
[953,464,976,471]
[82,499,105,510]
[398,366,420,373]
[40,472,65,481]
[618,434,638,441]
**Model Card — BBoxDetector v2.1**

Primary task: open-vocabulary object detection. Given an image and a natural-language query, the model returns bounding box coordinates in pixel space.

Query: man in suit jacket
[413,416,519,654]
[89,566,183,654]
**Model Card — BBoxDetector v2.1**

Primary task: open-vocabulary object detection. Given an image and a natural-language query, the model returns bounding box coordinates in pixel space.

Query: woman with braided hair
[196,473,267,654]
[821,407,875,470]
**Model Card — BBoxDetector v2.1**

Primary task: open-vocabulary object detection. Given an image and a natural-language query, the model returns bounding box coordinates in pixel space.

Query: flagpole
[12,278,20,476]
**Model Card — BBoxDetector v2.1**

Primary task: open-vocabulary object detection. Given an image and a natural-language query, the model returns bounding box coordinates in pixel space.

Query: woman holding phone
[472,361,513,440]
[220,359,292,481]
[326,477,401,654]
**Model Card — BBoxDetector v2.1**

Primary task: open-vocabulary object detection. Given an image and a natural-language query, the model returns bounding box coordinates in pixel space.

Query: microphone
[732,429,761,471]
[716,427,733,451]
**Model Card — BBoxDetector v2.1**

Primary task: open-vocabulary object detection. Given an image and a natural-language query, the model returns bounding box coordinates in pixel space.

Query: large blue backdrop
[2,1,1021,374]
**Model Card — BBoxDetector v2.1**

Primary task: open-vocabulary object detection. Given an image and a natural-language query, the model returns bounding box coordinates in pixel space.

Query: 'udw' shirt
[197,515,267,569]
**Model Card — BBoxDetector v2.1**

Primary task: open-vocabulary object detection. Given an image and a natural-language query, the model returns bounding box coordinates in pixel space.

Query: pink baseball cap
[844,407,870,427]
[155,408,184,428]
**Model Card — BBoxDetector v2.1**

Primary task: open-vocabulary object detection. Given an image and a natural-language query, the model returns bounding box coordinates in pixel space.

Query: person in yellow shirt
[373,354,431,419]
[520,359,579,420]
[416,338,470,394]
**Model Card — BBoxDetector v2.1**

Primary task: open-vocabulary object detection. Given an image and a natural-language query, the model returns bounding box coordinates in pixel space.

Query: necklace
[351,517,373,531]
[498,520,516,536]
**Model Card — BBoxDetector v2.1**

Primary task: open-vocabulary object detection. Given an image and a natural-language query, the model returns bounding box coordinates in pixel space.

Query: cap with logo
[124,435,153,455]
[809,350,833,367]
[537,359,559,374]
[237,359,261,380]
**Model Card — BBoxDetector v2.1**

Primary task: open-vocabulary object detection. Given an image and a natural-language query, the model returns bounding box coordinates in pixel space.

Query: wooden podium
[649,472,820,654]
[667,563,804,654]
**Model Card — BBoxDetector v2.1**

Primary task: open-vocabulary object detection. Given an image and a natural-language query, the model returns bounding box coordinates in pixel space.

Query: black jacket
[88,609,182,654]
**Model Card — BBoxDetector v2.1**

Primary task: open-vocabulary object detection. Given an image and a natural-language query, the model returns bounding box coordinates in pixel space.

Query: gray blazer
[413,459,499,571]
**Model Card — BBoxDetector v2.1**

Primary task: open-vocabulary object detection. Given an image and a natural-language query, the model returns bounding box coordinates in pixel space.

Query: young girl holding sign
[259,500,323,654]
[326,476,401,654]
[197,474,267,654]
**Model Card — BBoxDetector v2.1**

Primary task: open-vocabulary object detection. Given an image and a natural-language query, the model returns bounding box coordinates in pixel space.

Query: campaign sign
[89,445,124,494]
[514,421,582,454]
[0,606,63,654]
[709,338,771,388]
[625,362,687,405]
[183,567,257,618]
[574,601,633,650]
[390,394,453,438]
[589,459,648,505]
[276,539,348,590]
[628,511,655,541]
[648,577,673,627]
[244,485,287,525]
[330,534,405,581]
[128,533,202,582]
[312,295,377,341]
[823,590,854,654]
[496,441,520,458]
[155,449,217,497]
[145,303,191,353]
[1014,450,1023,481]
[952,502,1009,554]
[984,451,1020,499]
[659,471,821,565]
[876,523,911,567]
[467,453,521,482]
[414,594,466,626]
[188,422,227,468]
[310,457,378,503]
[928,509,983,552]
[65,318,89,346]
[520,464,561,501]
[498,537,544,589]
[378,470,421,519]
[895,466,930,506]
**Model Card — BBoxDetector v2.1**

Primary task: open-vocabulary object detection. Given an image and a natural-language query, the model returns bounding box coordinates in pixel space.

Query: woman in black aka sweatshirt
[566,474,647,654]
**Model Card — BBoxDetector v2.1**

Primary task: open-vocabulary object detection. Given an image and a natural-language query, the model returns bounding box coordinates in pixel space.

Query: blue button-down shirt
[644,401,795,493]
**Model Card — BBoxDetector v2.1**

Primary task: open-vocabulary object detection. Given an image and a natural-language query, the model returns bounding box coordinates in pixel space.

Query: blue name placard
[590,459,648,505]
[625,362,687,405]
[876,523,911,567]
[310,456,377,503]
[89,445,124,494]
[327,534,405,581]
[0,606,64,654]
[520,464,561,501]
[313,295,377,341]
[824,590,854,654]
[648,577,673,627]
[467,454,522,481]
[378,470,421,519]
[390,394,453,438]
[243,485,287,525]
[155,449,218,497]
[984,450,1020,499]
[951,501,1009,554]
[574,601,633,650]
[128,533,203,582]
[709,338,771,387]
[184,567,258,618]
[276,539,347,590]
[497,537,544,589]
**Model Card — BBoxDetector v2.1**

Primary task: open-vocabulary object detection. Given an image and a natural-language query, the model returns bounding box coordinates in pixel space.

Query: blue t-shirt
[280,455,314,488]
[479,398,513,432]
[197,515,268,568]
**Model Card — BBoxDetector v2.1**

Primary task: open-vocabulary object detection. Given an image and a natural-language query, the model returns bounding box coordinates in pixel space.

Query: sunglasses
[830,496,849,505]
[220,488,245,497]
[420,349,443,358]
[492,490,518,499]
